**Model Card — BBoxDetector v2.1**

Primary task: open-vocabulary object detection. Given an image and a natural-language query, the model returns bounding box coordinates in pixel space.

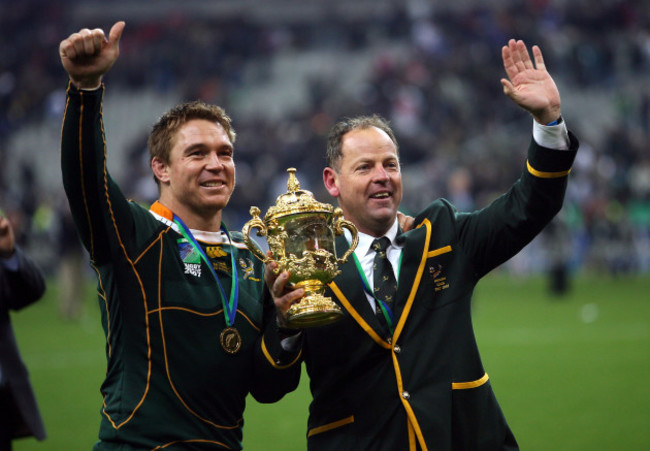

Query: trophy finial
[287,168,300,193]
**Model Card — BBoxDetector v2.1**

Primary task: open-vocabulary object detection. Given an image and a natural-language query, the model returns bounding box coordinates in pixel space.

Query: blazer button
[402,391,410,400]
[393,345,401,354]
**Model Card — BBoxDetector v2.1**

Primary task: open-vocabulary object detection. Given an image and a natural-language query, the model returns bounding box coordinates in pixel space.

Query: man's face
[324,126,402,237]
[154,119,235,224]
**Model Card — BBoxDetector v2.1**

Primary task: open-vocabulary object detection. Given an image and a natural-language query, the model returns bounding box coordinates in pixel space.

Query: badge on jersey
[239,257,260,281]
[178,238,202,277]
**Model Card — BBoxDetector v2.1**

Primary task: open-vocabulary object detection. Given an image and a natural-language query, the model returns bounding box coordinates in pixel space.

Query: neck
[357,223,393,238]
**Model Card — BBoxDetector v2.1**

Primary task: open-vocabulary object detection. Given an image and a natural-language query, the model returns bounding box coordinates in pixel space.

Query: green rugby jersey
[61,83,301,449]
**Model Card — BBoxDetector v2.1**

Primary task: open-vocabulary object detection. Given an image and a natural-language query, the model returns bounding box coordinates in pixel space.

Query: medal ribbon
[173,215,239,327]
[352,250,403,335]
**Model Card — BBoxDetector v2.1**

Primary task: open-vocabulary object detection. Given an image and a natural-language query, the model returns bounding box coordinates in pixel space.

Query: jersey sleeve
[249,286,303,403]
[60,82,136,264]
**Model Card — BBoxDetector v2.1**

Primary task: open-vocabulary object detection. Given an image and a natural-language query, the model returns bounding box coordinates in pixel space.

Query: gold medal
[220,327,242,354]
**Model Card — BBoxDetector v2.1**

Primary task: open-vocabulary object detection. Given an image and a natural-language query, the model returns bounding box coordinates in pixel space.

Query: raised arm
[59,21,125,89]
[59,21,135,263]
[500,39,561,125]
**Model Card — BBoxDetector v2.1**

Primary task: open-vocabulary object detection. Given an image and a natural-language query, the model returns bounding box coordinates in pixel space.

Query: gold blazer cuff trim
[451,372,489,390]
[261,337,302,369]
[527,160,571,178]
[307,415,355,437]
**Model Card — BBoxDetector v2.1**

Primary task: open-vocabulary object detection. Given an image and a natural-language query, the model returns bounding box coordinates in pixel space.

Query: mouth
[201,181,226,188]
[370,191,392,200]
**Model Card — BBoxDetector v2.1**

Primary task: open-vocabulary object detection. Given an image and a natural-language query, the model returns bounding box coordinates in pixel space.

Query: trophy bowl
[242,168,358,328]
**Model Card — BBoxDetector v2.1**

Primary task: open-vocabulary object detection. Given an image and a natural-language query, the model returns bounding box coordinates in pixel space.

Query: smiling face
[152,119,235,230]
[323,126,402,237]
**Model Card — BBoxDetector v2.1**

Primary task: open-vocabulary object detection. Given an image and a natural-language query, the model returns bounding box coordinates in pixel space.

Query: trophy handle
[333,208,359,264]
[242,206,270,263]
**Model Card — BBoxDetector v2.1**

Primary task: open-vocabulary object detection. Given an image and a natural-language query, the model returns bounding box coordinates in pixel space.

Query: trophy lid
[265,168,333,221]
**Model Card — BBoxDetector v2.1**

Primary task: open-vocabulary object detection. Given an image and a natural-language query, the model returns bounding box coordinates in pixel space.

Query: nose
[206,152,224,170]
[372,165,390,182]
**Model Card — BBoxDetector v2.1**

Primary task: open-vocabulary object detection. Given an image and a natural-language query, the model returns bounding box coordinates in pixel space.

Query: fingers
[516,40,534,71]
[504,39,530,73]
[271,271,292,298]
[60,28,104,60]
[59,21,125,60]
[274,286,305,314]
[532,45,546,72]
[503,39,546,74]
[501,40,517,81]
[397,211,415,232]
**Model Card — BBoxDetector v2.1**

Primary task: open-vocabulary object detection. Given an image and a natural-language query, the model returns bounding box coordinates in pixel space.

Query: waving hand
[500,39,561,125]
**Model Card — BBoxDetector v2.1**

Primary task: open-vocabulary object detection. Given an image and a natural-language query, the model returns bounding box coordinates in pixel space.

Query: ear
[151,157,170,184]
[323,167,340,197]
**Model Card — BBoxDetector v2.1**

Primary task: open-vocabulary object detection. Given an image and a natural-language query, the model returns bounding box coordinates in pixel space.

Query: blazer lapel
[329,236,391,348]
[392,218,432,340]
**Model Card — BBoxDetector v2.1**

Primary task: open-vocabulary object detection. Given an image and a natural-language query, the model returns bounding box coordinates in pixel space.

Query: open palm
[500,39,561,124]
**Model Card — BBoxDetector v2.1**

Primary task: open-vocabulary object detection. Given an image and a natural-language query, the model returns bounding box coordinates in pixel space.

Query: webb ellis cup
[242,168,358,328]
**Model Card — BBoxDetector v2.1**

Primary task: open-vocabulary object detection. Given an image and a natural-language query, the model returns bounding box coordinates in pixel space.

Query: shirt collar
[346,219,399,258]
[149,200,226,244]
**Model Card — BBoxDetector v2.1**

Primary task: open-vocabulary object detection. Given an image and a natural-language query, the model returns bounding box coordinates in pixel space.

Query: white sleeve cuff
[532,119,570,150]
[280,332,302,351]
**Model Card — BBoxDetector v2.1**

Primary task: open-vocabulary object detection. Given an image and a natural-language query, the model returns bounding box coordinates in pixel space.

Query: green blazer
[303,134,579,450]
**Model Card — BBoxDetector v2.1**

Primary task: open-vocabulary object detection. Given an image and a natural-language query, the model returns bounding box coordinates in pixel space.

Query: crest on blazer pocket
[429,263,449,292]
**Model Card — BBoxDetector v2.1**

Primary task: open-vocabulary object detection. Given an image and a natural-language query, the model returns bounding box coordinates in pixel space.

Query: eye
[185,147,205,158]
[219,147,234,159]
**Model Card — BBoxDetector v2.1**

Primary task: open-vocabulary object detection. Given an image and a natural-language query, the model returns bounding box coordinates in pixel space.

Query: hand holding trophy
[242,168,358,328]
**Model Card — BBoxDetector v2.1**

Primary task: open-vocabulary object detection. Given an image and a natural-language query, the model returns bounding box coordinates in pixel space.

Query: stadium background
[0,0,648,449]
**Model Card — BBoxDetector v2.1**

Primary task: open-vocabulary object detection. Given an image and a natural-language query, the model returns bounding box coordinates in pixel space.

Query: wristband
[546,116,563,126]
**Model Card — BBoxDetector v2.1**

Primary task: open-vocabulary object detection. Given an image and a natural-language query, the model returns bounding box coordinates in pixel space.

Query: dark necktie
[372,237,397,322]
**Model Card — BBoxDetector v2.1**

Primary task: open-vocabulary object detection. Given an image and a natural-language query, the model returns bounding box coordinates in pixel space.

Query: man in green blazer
[268,39,579,450]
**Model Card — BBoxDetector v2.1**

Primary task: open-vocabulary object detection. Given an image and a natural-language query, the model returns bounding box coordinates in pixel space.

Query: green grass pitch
[10,272,650,450]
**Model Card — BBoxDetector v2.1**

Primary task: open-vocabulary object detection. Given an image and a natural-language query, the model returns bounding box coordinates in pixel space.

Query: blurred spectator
[54,198,86,320]
[0,208,47,449]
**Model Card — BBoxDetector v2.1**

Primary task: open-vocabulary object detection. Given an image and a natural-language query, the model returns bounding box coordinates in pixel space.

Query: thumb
[108,21,126,48]
[500,78,514,98]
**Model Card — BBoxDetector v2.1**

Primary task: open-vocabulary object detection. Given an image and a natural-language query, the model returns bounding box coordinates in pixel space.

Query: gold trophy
[242,168,358,328]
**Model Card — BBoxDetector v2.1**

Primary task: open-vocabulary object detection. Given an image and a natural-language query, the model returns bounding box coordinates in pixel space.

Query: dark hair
[148,101,236,184]
[326,114,399,170]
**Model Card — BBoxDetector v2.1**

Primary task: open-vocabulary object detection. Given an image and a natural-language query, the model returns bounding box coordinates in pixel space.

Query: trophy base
[285,293,344,328]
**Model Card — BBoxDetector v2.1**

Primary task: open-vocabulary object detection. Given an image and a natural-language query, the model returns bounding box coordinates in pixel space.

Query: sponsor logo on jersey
[207,246,227,258]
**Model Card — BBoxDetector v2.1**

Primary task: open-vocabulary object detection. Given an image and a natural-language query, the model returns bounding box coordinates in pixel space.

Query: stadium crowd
[1,0,649,278]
